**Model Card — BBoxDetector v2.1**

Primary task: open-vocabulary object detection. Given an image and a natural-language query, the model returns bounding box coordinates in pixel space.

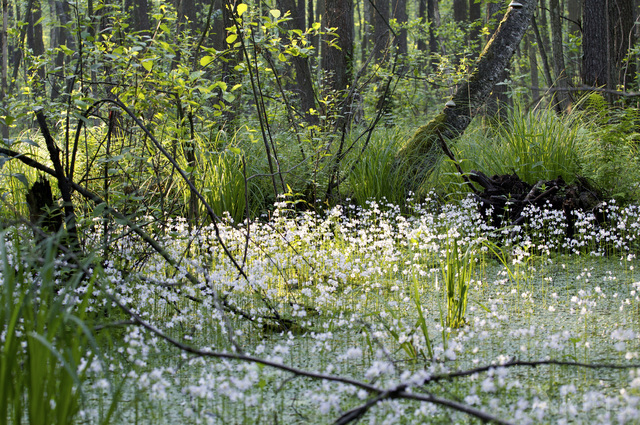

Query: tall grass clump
[0,231,112,425]
[428,106,585,196]
[347,127,407,206]
[441,238,475,329]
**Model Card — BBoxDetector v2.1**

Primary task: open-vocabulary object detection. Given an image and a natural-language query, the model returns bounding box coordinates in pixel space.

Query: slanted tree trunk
[485,1,510,119]
[395,0,535,191]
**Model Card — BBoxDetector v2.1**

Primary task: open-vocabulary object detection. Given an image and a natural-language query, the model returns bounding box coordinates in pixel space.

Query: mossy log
[395,0,536,192]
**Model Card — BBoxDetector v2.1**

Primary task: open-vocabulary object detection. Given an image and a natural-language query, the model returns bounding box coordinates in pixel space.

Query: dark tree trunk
[49,0,74,100]
[485,1,510,119]
[427,0,442,54]
[567,0,582,36]
[469,0,482,51]
[1,0,8,140]
[176,0,198,34]
[125,0,151,34]
[26,0,46,84]
[550,0,571,110]
[582,0,608,87]
[26,177,63,242]
[322,0,353,93]
[278,0,318,124]
[528,32,540,103]
[396,0,536,191]
[609,0,634,89]
[453,0,468,24]
[392,0,408,56]
[453,0,468,63]
[417,0,427,53]
[373,0,390,61]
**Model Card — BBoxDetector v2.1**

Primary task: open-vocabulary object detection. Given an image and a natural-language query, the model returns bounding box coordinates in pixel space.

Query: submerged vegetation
[3,196,640,424]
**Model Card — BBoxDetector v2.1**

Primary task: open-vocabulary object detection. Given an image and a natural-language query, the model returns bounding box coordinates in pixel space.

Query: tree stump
[26,176,63,242]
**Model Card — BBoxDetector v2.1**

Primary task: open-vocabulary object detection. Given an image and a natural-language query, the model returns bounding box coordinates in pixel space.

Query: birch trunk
[395,0,535,191]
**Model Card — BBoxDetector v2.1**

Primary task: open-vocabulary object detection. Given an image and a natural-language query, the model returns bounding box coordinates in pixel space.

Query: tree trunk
[453,0,467,24]
[427,0,442,55]
[609,0,634,89]
[528,32,540,103]
[322,0,353,93]
[26,0,46,85]
[125,0,151,33]
[278,0,318,124]
[550,0,571,111]
[453,0,468,63]
[395,0,535,191]
[582,0,608,87]
[373,0,390,61]
[392,0,408,57]
[468,0,482,51]
[49,0,74,100]
[485,1,510,119]
[1,0,7,140]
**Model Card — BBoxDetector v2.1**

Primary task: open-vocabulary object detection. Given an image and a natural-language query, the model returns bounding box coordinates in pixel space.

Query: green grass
[0,230,116,425]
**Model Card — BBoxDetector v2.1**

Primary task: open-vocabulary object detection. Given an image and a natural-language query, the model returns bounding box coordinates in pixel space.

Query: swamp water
[57,199,640,423]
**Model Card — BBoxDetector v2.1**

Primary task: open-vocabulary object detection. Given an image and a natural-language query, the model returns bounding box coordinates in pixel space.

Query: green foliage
[441,238,474,329]
[0,231,113,425]
[347,128,407,206]
[427,106,584,197]
[578,94,640,202]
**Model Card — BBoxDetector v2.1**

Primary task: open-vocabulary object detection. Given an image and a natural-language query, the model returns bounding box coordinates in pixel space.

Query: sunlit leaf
[200,56,215,67]
[236,3,248,16]
[270,9,281,19]
[141,59,153,72]
[226,34,237,44]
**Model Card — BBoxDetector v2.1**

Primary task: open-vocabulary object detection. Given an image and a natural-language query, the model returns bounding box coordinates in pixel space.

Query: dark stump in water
[468,171,604,238]
[26,176,63,242]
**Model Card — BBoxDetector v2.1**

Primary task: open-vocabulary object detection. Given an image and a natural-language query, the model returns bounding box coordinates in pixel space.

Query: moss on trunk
[395,0,536,194]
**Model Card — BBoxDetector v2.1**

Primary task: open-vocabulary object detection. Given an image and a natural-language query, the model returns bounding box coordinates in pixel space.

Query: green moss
[394,112,448,193]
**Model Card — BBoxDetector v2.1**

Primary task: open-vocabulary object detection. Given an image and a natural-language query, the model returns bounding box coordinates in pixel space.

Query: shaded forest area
[1,0,640,227]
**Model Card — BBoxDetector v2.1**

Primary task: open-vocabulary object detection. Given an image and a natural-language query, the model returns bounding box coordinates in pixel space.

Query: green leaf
[60,45,74,56]
[92,203,107,217]
[236,3,248,16]
[200,55,215,67]
[270,9,281,19]
[226,34,237,44]
[141,59,153,72]
[11,173,29,188]
[228,147,242,155]
[278,53,286,62]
